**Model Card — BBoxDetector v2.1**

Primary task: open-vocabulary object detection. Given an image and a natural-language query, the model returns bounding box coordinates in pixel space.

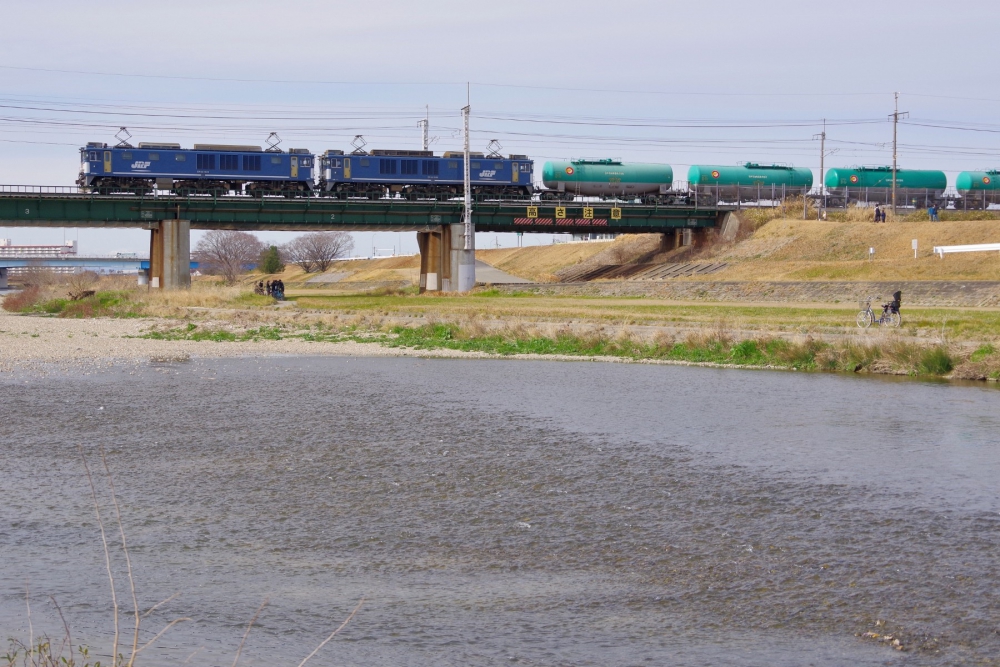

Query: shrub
[1,286,42,312]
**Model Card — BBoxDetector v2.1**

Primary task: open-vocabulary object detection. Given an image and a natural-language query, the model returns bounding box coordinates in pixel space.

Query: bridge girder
[0,193,726,233]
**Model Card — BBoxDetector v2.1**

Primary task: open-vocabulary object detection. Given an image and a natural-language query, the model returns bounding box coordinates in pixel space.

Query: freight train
[76,133,996,209]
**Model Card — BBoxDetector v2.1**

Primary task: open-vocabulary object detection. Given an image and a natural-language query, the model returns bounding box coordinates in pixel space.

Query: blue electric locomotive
[318,149,533,198]
[77,141,315,196]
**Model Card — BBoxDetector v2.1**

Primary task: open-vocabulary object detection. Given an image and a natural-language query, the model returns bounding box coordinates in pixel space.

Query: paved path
[475,260,531,285]
[305,271,351,284]
[493,280,1000,308]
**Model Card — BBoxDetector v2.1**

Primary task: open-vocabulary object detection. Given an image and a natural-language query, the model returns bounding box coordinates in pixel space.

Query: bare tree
[194,231,265,284]
[281,232,354,273]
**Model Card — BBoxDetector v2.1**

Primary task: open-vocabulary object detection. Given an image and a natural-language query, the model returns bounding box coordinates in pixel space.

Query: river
[2,357,998,666]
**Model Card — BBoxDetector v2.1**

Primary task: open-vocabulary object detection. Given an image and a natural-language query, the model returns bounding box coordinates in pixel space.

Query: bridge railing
[0,184,84,194]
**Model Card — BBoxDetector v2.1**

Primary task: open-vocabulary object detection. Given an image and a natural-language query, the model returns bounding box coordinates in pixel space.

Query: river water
[1,357,998,666]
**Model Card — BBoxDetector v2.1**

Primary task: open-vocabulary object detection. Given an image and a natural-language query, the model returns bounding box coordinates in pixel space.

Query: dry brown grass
[477,239,615,282]
[739,196,818,227]
[1,285,43,312]
[705,217,1000,281]
[141,283,248,314]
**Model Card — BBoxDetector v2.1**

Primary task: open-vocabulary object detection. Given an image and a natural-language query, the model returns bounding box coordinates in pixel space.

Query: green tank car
[687,163,813,204]
[824,166,947,208]
[541,159,674,201]
[956,171,1000,209]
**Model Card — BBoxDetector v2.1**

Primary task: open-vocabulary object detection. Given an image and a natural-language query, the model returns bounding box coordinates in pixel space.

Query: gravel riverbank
[0,309,495,373]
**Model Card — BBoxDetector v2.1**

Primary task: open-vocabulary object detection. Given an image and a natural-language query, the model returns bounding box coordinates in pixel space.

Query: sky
[1,0,998,255]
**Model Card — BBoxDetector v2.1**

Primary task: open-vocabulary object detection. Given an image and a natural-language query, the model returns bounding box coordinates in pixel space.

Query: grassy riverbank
[132,318,1000,381]
[4,274,1000,381]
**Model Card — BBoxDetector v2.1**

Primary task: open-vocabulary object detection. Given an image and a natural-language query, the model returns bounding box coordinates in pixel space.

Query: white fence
[932,243,1000,258]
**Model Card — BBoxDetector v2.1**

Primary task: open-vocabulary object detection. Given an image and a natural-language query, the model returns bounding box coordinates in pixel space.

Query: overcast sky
[2,0,998,254]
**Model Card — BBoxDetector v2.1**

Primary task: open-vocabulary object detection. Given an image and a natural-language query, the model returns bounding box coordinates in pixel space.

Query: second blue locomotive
[319,149,532,198]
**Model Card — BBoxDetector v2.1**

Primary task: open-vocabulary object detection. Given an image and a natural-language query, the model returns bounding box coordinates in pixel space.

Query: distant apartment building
[0,239,78,258]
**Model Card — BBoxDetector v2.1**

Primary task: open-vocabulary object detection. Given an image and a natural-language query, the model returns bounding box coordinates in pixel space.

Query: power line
[0,65,894,98]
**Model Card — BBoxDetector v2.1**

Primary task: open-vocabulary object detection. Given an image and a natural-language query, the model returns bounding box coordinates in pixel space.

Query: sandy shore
[0,309,498,373]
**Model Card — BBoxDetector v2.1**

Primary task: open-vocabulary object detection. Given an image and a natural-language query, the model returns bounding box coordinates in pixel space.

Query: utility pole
[419,105,429,151]
[455,82,476,292]
[889,92,909,216]
[817,119,826,212]
[462,89,471,252]
[812,119,838,216]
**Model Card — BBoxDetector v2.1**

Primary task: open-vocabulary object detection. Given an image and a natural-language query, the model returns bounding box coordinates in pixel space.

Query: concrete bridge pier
[417,228,442,292]
[148,219,191,289]
[448,223,475,292]
[0,267,8,289]
[418,224,475,293]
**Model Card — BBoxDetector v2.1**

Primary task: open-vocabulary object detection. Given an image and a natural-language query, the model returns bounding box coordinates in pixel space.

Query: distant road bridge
[0,187,736,291]
[0,256,199,289]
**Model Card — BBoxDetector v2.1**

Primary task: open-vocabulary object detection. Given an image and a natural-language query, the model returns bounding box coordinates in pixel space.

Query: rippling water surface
[2,357,998,666]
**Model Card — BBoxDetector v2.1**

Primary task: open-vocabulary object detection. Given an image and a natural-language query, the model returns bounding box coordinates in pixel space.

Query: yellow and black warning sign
[526,206,539,218]
[583,207,594,219]
[611,207,622,220]
[555,207,567,219]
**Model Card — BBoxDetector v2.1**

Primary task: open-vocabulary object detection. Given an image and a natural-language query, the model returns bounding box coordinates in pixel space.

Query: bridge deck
[0,190,730,232]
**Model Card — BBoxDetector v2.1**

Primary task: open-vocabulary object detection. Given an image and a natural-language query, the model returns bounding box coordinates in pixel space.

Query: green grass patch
[27,290,146,318]
[141,324,286,342]
[970,344,996,362]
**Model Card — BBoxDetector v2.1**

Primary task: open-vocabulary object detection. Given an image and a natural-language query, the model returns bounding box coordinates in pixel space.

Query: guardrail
[0,184,84,194]
[932,243,1000,258]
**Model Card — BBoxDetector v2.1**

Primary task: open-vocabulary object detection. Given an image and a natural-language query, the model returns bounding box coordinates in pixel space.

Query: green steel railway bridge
[0,187,736,291]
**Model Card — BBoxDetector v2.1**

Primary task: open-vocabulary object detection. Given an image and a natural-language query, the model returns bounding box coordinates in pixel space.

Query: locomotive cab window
[301,158,312,167]
[175,154,186,161]
[122,152,133,160]
[494,162,503,170]
[360,158,370,167]
[471,162,481,169]
[149,153,159,160]
[271,156,282,164]
[88,152,98,161]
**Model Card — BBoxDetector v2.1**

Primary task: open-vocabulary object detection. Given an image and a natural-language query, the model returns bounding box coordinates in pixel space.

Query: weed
[729,340,763,365]
[918,346,954,375]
